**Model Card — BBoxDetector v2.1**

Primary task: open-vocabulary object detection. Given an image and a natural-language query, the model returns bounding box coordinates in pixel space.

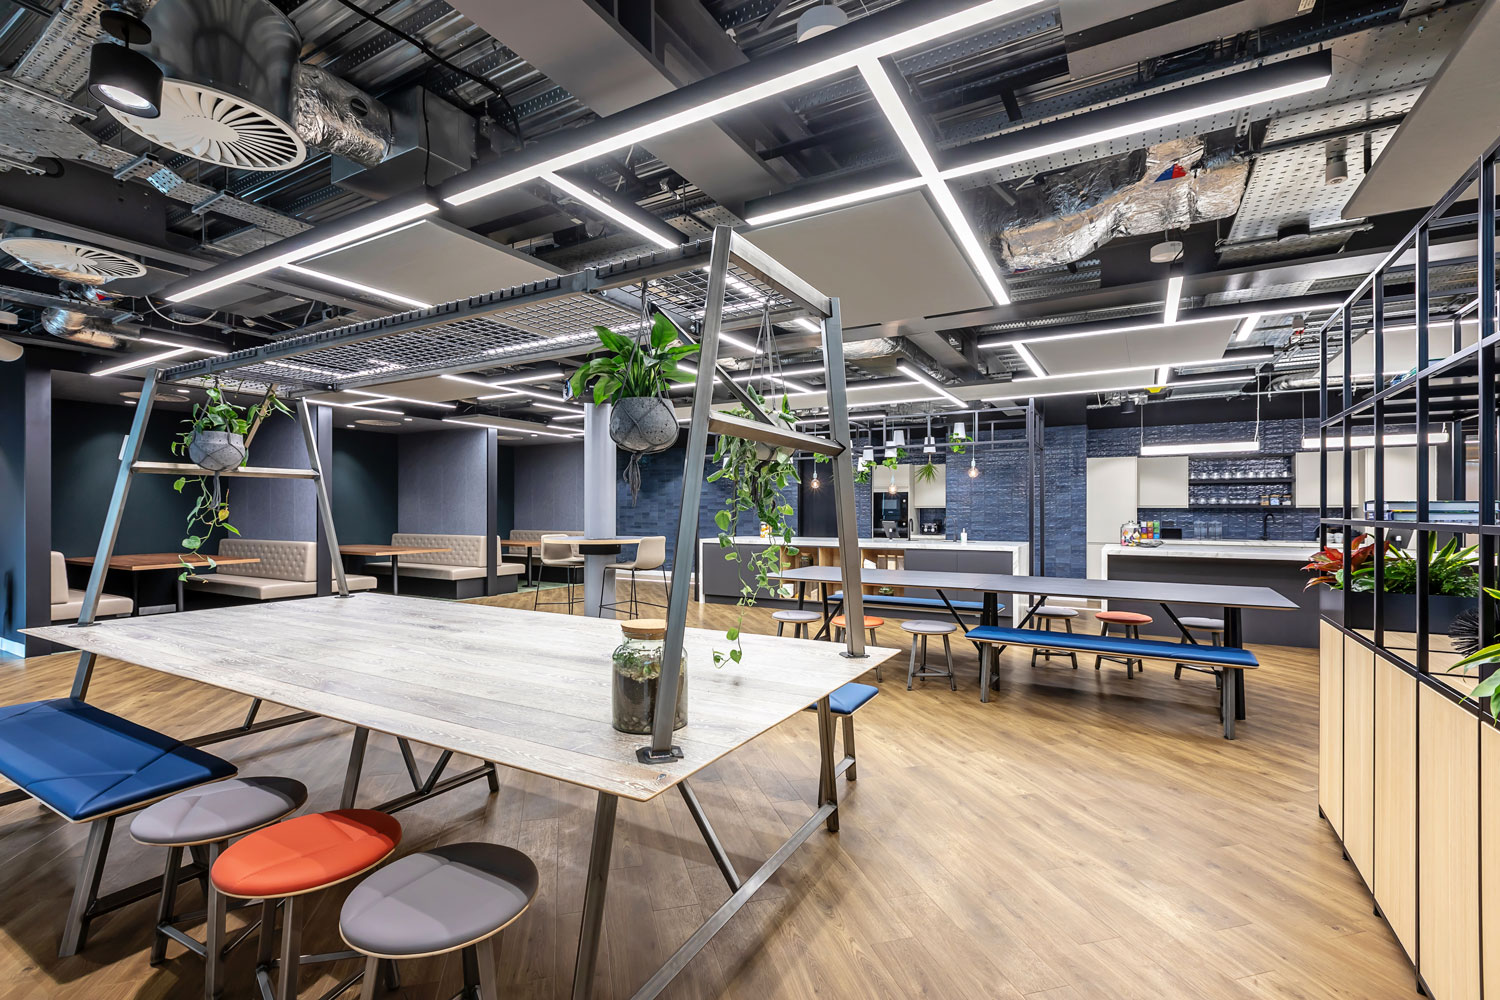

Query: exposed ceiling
[0,0,1490,440]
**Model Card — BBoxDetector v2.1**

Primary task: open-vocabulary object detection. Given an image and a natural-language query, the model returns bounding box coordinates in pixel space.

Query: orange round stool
[831,615,885,681]
[1094,610,1154,677]
[211,809,402,1000]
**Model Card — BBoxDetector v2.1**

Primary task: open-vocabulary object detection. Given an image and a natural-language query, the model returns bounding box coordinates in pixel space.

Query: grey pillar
[583,402,616,617]
[23,363,51,656]
[486,428,500,595]
[313,405,333,597]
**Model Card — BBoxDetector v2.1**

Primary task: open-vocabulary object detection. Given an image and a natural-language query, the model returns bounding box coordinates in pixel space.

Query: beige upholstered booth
[364,533,525,597]
[49,551,133,621]
[184,539,376,601]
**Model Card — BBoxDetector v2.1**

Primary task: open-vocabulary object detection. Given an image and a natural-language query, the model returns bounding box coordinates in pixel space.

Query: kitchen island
[699,536,1029,623]
[1099,539,1318,647]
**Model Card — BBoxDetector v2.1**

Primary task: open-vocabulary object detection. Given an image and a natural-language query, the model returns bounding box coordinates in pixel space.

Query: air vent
[0,237,146,284]
[111,80,306,171]
[354,418,401,427]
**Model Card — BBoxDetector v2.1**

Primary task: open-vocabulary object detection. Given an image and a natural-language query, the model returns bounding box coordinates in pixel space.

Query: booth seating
[0,698,237,956]
[364,533,526,598]
[50,551,133,620]
[185,539,377,601]
[966,625,1260,739]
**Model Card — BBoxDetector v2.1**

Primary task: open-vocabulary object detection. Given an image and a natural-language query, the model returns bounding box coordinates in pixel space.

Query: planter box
[1320,588,1471,635]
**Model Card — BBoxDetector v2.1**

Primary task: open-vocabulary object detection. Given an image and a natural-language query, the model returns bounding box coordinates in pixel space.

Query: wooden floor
[0,587,1416,1000]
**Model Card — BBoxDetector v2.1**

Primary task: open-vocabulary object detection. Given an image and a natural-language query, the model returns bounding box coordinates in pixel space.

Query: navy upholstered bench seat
[805,682,879,716]
[963,627,1258,669]
[828,591,989,614]
[0,698,237,822]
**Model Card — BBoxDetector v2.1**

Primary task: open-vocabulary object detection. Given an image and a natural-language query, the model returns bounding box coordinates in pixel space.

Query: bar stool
[341,843,539,1000]
[534,534,584,614]
[1176,616,1226,685]
[772,609,822,639]
[210,809,402,1000]
[832,614,885,681]
[1093,610,1153,678]
[802,682,877,781]
[130,776,309,993]
[900,620,958,691]
[1030,606,1079,669]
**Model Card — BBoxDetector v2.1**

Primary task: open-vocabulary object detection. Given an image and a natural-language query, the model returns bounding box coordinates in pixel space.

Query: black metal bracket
[637,745,684,764]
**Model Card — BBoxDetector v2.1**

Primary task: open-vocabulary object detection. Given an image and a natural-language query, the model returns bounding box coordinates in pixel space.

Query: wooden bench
[965,625,1259,739]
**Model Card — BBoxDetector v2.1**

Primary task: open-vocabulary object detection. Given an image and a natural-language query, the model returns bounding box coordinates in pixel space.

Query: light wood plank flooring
[0,587,1415,1000]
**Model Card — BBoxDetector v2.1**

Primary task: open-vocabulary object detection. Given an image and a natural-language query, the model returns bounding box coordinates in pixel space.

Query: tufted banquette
[185,539,377,600]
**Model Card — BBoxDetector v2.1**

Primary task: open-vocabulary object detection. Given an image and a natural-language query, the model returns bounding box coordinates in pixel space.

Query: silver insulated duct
[109,0,391,171]
[41,307,124,349]
[970,137,1249,270]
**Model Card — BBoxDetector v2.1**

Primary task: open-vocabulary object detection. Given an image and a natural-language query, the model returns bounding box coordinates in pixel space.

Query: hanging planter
[569,311,699,505]
[187,429,247,472]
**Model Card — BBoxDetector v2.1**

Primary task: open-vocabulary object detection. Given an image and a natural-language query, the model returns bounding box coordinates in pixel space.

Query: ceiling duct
[969,137,1249,270]
[40,305,124,349]
[108,0,392,171]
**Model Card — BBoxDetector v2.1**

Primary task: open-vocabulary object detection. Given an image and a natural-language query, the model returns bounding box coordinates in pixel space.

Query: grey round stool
[1175,616,1225,683]
[772,609,822,639]
[130,776,307,991]
[1030,606,1079,669]
[341,842,539,1000]
[900,620,958,691]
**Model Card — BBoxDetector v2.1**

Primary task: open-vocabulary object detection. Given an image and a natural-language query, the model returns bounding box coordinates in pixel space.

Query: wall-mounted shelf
[1188,502,1298,510]
[1188,476,1294,485]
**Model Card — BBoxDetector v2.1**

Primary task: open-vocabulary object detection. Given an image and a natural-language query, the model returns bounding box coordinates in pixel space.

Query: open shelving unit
[1315,131,1498,1000]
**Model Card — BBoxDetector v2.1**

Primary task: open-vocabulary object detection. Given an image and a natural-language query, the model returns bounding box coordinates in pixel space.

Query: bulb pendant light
[967,456,979,479]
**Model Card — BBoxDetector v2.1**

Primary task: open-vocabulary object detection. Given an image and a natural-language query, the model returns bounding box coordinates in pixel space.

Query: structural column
[582,403,615,617]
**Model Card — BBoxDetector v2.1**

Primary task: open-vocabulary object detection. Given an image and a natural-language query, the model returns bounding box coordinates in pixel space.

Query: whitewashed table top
[27,594,900,801]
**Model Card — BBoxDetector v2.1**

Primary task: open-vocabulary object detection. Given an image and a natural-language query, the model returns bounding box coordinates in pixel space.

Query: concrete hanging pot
[188,430,247,472]
[612,396,679,507]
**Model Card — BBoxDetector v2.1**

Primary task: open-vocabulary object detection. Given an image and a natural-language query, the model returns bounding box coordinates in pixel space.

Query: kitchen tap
[1260,511,1272,541]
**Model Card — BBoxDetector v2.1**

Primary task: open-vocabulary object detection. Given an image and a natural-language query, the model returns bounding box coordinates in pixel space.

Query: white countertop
[715,536,1026,552]
[1101,540,1312,562]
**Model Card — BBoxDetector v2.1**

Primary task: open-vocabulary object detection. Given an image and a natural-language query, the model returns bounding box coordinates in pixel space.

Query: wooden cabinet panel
[1419,685,1481,1000]
[1319,621,1343,835]
[1482,724,1500,998]
[1373,658,1416,961]
[1341,638,1374,878]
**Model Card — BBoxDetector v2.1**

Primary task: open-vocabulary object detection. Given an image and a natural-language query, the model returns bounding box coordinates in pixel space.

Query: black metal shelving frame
[1317,130,1499,709]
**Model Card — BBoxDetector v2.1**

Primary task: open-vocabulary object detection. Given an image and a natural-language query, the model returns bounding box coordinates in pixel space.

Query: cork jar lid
[620,619,667,640]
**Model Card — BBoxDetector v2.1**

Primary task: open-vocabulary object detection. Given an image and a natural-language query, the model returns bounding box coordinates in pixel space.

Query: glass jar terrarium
[611,619,688,735]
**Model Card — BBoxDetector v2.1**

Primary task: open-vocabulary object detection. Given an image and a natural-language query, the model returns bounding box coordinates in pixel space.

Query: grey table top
[773,566,1298,612]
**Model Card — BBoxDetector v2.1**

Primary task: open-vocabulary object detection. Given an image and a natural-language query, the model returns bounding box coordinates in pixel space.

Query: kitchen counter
[725,536,1025,553]
[1100,540,1318,647]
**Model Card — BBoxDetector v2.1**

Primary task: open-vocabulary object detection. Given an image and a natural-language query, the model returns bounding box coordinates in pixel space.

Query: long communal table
[774,565,1297,732]
[27,593,901,1000]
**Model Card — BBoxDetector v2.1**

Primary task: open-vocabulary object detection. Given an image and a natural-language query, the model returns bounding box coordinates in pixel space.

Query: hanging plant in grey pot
[569,312,699,504]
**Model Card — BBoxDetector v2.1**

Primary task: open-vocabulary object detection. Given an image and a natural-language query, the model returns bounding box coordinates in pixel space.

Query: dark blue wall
[332,429,398,545]
[230,415,316,542]
[514,443,584,530]
[398,428,489,534]
[0,363,26,652]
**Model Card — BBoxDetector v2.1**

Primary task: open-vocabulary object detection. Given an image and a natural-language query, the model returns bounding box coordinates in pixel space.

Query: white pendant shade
[797,4,848,42]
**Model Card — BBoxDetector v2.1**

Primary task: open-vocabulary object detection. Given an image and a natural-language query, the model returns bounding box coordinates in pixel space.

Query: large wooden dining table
[28,593,900,1000]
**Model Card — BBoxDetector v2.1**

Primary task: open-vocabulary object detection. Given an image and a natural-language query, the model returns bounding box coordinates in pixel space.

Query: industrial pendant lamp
[87,10,162,118]
[796,2,848,42]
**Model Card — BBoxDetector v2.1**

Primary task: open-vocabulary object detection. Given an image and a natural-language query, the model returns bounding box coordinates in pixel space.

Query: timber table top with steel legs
[28,593,900,1000]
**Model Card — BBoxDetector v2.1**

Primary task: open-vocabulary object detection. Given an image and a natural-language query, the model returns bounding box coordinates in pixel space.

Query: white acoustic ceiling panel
[1029,319,1239,375]
[1062,0,1308,79]
[300,218,562,307]
[744,191,993,330]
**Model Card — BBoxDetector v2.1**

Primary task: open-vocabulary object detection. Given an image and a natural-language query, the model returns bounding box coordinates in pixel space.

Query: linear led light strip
[444,0,1042,208]
[1303,432,1451,449]
[441,418,582,438]
[307,399,404,416]
[980,308,1274,348]
[1006,353,1271,384]
[895,360,965,406]
[283,264,432,311]
[167,202,440,303]
[346,389,456,410]
[542,171,681,250]
[748,57,1330,230]
[1233,313,1262,343]
[1140,440,1260,456]
[92,336,236,376]
[859,58,1010,306]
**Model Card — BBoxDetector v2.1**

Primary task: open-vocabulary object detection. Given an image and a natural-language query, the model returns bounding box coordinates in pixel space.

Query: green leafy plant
[1453,588,1500,715]
[567,313,698,404]
[170,384,292,580]
[707,389,801,667]
[1303,534,1479,595]
[948,428,971,454]
[914,461,939,485]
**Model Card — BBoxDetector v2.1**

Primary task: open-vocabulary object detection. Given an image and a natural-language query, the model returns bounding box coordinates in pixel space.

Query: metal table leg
[1225,606,1247,722]
[571,791,618,1000]
[390,554,400,595]
[340,727,370,809]
[176,575,185,614]
[815,695,839,833]
[131,572,140,617]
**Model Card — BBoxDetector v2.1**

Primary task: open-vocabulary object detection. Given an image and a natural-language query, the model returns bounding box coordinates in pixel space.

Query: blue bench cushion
[828,592,990,613]
[0,699,237,822]
[804,682,879,716]
[963,627,1258,669]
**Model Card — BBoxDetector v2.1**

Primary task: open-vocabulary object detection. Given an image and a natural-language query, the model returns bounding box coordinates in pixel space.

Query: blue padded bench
[804,682,878,780]
[0,698,237,956]
[965,626,1258,740]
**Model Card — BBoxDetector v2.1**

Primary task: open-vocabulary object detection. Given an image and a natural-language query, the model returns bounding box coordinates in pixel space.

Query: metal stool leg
[841,714,857,781]
[204,842,226,999]
[476,935,500,999]
[869,627,881,681]
[907,635,919,690]
[943,633,955,691]
[777,621,785,637]
[361,955,382,999]
[149,845,181,967]
[1095,621,1109,671]
[277,896,301,1000]
[1065,617,1078,669]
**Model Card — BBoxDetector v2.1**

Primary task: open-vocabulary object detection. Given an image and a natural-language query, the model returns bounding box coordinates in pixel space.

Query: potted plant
[914,461,939,485]
[169,384,292,579]
[569,312,699,503]
[1304,534,1480,632]
[1451,588,1500,713]
[708,389,801,666]
[948,427,971,454]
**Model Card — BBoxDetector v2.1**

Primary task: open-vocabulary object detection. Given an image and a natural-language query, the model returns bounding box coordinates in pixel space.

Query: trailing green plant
[708,388,800,667]
[170,384,293,580]
[1367,536,1481,596]
[913,461,939,485]
[1452,588,1500,716]
[948,428,971,454]
[567,313,698,404]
